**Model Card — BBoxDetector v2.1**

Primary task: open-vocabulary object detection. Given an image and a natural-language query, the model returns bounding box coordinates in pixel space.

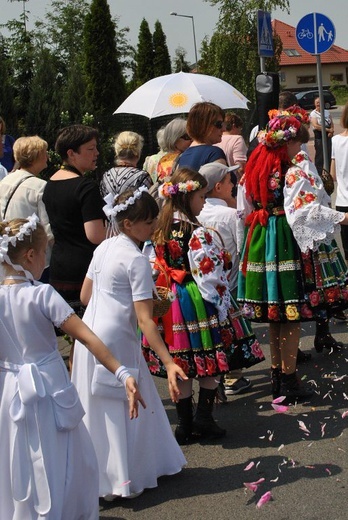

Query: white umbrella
[114,72,249,119]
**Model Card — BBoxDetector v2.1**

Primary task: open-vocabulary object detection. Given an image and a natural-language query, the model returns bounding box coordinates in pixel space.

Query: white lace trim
[291,205,344,252]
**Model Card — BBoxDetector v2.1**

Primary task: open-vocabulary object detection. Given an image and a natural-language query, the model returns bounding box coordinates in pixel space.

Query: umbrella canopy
[114,72,249,119]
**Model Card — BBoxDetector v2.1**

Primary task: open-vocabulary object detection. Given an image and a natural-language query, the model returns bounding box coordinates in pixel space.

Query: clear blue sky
[2,0,348,65]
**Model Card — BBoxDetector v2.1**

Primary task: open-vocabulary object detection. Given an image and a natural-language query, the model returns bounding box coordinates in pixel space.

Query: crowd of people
[0,94,347,518]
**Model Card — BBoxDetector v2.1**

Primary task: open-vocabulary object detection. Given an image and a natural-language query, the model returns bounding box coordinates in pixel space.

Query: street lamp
[170,12,198,71]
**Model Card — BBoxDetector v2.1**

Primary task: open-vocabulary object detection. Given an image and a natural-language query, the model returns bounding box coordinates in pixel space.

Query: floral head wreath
[0,214,39,280]
[268,105,309,125]
[103,186,148,237]
[158,180,202,200]
[258,105,309,149]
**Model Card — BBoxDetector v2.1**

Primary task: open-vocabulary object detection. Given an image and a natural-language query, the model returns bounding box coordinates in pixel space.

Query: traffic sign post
[296,13,336,173]
[257,10,274,73]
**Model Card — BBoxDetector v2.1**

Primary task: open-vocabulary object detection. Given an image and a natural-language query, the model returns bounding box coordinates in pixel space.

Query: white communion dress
[72,233,186,498]
[0,280,99,520]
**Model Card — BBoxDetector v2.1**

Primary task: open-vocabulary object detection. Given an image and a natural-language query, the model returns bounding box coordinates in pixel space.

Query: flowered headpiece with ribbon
[258,105,309,149]
[103,186,148,236]
[158,180,201,200]
[0,214,39,280]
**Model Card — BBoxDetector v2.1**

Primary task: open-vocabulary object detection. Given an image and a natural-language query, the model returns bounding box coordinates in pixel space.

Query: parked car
[295,90,336,110]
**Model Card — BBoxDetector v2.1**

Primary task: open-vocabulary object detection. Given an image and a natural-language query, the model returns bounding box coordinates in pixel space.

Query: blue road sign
[257,10,274,57]
[296,13,335,54]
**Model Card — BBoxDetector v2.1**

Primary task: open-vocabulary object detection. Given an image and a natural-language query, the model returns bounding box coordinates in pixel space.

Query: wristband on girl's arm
[115,365,133,386]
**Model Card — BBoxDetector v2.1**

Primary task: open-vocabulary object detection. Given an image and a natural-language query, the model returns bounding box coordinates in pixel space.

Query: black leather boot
[280,372,314,403]
[271,367,282,399]
[314,319,343,352]
[192,387,226,439]
[175,397,194,445]
[296,348,312,363]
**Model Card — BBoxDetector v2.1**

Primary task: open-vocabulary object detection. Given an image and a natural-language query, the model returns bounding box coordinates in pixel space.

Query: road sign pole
[260,56,266,73]
[296,12,336,174]
[315,54,330,172]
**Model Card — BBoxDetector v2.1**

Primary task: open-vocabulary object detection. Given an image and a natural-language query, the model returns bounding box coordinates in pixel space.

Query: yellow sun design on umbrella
[169,92,188,107]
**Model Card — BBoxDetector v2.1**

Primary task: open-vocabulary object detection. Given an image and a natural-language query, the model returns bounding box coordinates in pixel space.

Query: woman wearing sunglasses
[156,117,192,181]
[176,102,227,170]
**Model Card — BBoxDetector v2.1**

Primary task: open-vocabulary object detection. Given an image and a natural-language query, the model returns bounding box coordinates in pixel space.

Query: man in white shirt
[198,162,252,398]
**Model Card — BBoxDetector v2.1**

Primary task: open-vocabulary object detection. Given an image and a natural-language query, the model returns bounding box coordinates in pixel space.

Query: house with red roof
[272,19,348,90]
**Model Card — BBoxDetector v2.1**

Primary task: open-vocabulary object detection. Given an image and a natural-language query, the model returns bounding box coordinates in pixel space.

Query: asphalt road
[98,315,348,520]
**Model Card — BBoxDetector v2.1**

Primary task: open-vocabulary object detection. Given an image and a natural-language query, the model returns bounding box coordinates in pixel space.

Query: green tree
[26,48,62,145]
[34,0,90,124]
[201,0,289,103]
[115,25,135,76]
[1,14,35,133]
[35,0,133,74]
[153,20,171,77]
[173,46,191,73]
[134,18,154,86]
[35,0,88,64]
[83,0,126,129]
[8,0,30,32]
[34,0,132,125]
[61,60,87,124]
[0,37,16,133]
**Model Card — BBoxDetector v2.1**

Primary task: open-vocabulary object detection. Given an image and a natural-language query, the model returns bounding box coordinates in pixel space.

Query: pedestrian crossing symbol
[257,10,274,57]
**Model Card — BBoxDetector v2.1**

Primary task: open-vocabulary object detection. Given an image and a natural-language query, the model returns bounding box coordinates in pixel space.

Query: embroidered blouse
[156,221,232,321]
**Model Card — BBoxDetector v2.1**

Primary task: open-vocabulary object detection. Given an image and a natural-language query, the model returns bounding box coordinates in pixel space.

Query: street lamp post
[10,0,30,33]
[170,12,198,71]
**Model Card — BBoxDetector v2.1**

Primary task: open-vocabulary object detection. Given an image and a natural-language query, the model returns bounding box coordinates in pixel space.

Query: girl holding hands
[72,187,187,501]
[0,215,144,519]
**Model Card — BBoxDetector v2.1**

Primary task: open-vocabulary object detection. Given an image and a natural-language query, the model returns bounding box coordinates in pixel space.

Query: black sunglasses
[180,134,192,141]
[213,120,224,129]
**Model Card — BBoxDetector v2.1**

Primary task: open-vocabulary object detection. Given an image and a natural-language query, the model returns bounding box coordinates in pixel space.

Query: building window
[297,75,316,84]
[279,71,286,83]
[330,73,343,82]
[284,49,301,57]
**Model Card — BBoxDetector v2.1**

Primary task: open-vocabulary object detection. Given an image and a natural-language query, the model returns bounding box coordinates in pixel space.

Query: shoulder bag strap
[2,174,33,220]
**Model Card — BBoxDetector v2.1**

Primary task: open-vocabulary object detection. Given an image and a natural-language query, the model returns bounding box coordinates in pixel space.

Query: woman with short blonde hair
[0,134,53,273]
[13,135,48,169]
[114,131,144,162]
[100,131,152,198]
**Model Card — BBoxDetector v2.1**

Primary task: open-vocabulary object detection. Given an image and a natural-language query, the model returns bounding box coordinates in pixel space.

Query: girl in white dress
[72,187,187,501]
[0,214,144,520]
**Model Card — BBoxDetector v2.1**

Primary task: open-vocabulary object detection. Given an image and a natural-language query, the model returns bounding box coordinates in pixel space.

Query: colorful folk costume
[143,223,264,376]
[237,107,348,401]
[142,175,264,443]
